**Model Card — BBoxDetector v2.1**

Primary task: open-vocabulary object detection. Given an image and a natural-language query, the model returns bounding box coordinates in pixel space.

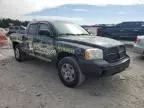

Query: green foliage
[0,18,29,28]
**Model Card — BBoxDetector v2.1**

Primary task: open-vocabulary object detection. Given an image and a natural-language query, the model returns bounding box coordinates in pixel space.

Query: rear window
[28,24,38,35]
[9,27,13,29]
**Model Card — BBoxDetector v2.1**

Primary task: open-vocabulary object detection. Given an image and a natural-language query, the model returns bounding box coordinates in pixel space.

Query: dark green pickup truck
[10,20,130,88]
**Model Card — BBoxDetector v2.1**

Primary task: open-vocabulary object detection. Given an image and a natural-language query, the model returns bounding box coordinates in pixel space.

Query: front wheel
[58,57,85,88]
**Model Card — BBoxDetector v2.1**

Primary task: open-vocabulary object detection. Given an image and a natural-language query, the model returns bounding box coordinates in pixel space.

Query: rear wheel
[14,44,26,61]
[58,57,85,88]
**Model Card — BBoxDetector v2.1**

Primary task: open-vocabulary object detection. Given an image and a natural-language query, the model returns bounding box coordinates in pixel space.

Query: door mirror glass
[39,29,51,36]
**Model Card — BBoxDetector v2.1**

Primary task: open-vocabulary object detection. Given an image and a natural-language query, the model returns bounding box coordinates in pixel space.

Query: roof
[29,20,74,24]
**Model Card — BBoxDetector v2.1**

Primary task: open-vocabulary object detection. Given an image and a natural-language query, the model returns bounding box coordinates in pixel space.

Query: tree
[0,18,29,28]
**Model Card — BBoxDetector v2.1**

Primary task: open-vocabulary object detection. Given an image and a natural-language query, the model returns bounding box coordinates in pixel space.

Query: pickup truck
[10,20,130,88]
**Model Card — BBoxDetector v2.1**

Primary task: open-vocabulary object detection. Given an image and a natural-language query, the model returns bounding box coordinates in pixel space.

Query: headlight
[84,48,103,60]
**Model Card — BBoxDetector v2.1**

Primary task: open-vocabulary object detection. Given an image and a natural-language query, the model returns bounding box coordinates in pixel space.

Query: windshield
[52,21,89,36]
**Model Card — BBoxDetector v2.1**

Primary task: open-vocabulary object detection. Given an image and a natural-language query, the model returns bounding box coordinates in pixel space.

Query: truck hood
[58,35,123,48]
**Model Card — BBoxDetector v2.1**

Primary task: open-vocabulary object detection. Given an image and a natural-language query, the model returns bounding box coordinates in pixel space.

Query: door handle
[41,45,47,48]
[22,36,28,41]
[33,38,41,42]
[41,41,47,44]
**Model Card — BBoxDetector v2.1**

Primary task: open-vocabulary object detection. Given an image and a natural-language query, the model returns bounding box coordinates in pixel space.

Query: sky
[0,0,144,24]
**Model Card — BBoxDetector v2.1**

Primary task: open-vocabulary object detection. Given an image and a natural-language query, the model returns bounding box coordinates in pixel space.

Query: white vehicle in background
[134,36,144,55]
[8,26,26,35]
[0,28,7,34]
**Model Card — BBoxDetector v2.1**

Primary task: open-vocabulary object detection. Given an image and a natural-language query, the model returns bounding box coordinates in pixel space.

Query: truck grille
[104,45,126,63]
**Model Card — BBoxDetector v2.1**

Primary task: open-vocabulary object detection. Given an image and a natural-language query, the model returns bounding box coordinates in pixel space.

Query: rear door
[24,23,38,54]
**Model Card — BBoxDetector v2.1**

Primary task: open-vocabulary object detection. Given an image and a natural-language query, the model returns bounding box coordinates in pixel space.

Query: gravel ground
[0,48,144,108]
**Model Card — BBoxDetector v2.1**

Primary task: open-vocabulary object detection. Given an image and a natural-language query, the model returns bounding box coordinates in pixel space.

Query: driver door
[34,23,56,60]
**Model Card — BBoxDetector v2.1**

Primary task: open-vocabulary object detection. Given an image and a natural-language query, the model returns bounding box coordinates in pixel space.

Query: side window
[9,27,13,30]
[15,26,19,30]
[40,24,50,30]
[28,24,38,35]
[39,23,51,36]
[20,27,26,30]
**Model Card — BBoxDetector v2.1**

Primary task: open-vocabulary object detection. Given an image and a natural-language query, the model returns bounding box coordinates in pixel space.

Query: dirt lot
[0,48,144,108]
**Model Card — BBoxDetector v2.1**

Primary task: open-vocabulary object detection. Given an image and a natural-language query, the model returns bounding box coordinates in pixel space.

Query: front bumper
[78,55,130,77]
[134,44,144,55]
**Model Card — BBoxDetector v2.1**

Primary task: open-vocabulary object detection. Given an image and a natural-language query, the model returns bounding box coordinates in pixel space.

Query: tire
[58,57,85,88]
[14,44,26,61]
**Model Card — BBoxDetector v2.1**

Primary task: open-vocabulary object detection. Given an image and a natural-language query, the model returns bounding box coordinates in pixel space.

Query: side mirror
[39,29,51,36]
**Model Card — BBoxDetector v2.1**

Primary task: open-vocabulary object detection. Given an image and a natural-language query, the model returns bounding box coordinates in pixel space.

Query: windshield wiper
[76,33,89,35]
[59,33,77,36]
[59,33,89,36]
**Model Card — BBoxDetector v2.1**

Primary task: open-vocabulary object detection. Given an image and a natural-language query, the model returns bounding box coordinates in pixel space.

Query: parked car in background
[0,28,7,34]
[134,36,144,55]
[8,26,26,35]
[0,31,8,47]
[99,22,144,41]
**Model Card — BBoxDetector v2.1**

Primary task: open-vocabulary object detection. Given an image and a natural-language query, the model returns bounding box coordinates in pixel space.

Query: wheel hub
[61,63,75,82]
[15,48,20,59]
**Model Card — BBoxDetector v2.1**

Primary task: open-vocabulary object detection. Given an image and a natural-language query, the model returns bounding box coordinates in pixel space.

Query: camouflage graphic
[56,45,75,54]
[10,34,22,41]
